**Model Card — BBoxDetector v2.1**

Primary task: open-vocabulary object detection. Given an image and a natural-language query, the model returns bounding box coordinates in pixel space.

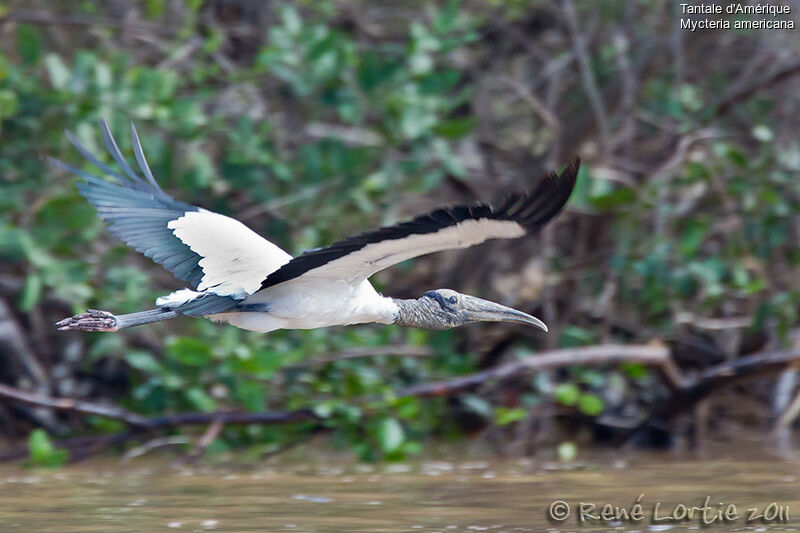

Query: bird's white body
[208,279,398,333]
[154,208,400,333]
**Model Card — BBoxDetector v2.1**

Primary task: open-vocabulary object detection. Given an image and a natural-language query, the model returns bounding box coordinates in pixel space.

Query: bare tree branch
[713,60,800,118]
[562,0,609,152]
[0,382,150,427]
[1,9,175,36]
[397,343,686,398]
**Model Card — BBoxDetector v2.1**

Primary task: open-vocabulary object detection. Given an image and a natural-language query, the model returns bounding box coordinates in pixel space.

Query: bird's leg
[56,308,178,331]
[56,309,119,331]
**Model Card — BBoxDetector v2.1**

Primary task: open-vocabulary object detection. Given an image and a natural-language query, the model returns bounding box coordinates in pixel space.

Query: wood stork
[53,121,579,334]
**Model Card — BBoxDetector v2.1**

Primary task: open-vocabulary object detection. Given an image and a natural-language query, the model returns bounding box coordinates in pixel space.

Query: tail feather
[156,289,238,317]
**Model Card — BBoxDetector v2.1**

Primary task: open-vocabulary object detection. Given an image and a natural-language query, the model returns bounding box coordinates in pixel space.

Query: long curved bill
[461,296,548,332]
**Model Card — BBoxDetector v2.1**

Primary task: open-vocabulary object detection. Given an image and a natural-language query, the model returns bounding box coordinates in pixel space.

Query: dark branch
[712,60,800,118]
[0,383,150,426]
[397,344,684,398]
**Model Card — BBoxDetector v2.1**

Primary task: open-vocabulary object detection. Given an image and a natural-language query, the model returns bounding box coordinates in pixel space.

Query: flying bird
[54,121,579,334]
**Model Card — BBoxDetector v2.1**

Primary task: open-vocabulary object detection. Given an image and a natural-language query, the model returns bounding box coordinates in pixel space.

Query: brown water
[1,452,799,532]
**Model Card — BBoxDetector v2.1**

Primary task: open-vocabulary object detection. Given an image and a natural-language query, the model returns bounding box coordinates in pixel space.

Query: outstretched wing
[259,158,579,290]
[51,120,292,303]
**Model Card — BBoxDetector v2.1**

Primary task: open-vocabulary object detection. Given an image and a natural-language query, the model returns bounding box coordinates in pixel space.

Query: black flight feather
[258,157,580,290]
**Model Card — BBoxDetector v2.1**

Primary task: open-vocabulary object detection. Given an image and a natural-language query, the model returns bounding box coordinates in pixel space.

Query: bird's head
[419,289,548,331]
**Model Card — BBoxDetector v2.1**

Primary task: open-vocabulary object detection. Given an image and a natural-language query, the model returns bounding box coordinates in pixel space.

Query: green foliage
[605,136,800,330]
[376,417,405,455]
[494,406,528,426]
[553,382,604,416]
[557,441,578,462]
[577,393,604,416]
[554,383,580,406]
[26,430,68,468]
[2,0,798,462]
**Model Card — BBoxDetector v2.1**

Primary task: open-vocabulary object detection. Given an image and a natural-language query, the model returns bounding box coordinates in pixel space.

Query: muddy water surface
[1,452,799,532]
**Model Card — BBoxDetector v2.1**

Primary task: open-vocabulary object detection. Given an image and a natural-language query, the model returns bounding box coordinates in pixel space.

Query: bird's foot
[56,309,119,332]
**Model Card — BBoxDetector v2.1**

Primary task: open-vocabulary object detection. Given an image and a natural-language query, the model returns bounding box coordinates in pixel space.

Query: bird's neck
[391,298,453,330]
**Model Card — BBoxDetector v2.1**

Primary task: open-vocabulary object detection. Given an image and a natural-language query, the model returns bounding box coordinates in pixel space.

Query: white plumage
[155,288,203,308]
[285,218,526,285]
[213,279,398,333]
[167,209,291,297]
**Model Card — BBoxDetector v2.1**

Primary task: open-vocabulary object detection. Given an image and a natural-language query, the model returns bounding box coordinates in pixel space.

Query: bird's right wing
[258,159,579,290]
[51,121,292,304]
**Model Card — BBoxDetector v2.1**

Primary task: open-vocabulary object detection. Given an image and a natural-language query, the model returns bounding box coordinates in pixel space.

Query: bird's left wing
[258,158,579,290]
[51,121,292,304]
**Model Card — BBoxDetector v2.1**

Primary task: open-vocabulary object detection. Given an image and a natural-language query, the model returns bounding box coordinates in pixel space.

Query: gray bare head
[393,289,547,331]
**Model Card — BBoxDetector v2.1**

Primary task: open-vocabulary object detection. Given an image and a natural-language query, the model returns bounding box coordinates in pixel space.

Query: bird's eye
[448,296,458,304]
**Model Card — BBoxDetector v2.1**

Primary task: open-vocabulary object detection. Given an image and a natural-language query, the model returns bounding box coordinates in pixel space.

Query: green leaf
[578,393,604,416]
[235,380,266,412]
[578,370,605,388]
[0,89,19,119]
[394,396,420,419]
[408,51,433,75]
[560,326,596,348]
[678,83,703,111]
[44,53,70,90]
[18,273,42,312]
[145,0,166,18]
[494,407,527,426]
[401,440,423,457]
[621,362,649,380]
[554,383,580,406]
[460,394,492,418]
[679,219,708,256]
[16,25,40,65]
[432,0,461,33]
[377,417,405,454]
[125,351,164,374]
[399,105,436,140]
[432,117,475,139]
[557,441,577,462]
[186,150,215,187]
[167,337,212,367]
[752,125,773,143]
[589,186,636,210]
[281,6,302,35]
[185,387,216,412]
[725,147,748,168]
[27,429,68,468]
[312,402,334,419]
[95,61,112,90]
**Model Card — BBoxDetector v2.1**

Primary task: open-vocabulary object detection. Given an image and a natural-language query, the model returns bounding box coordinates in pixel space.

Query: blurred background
[1,0,800,466]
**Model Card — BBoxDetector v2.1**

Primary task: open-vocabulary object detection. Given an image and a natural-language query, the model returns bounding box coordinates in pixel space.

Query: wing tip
[98,117,112,137]
[58,119,169,194]
[543,156,580,193]
[542,156,581,181]
[563,156,581,181]
[503,157,580,230]
[47,155,67,170]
